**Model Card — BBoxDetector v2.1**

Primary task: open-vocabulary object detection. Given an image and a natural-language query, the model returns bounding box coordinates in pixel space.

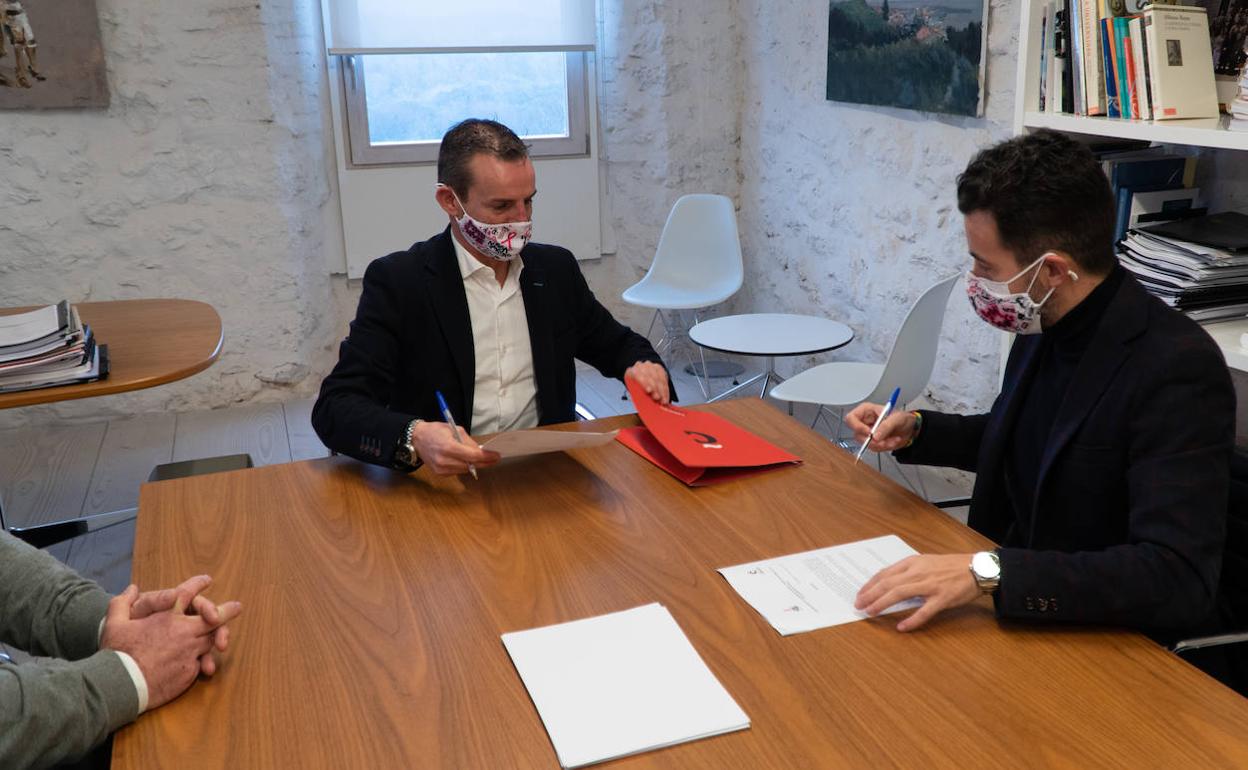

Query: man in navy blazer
[313,119,672,475]
[847,130,1235,642]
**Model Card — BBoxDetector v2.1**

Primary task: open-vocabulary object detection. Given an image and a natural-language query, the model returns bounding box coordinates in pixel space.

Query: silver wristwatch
[970,550,1001,594]
[394,419,424,469]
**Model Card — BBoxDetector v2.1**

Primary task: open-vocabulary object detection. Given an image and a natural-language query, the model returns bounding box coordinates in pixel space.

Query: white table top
[1202,317,1248,373]
[690,313,854,357]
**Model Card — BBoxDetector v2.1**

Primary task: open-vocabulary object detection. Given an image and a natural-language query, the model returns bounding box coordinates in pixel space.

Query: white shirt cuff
[114,651,149,714]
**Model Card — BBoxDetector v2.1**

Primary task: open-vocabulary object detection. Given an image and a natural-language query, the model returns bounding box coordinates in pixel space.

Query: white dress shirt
[452,235,540,435]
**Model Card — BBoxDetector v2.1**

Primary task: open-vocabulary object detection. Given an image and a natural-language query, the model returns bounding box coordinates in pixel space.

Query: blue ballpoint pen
[855,387,901,465]
[435,390,478,480]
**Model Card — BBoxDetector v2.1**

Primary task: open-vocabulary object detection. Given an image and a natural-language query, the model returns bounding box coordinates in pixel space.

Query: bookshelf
[1012,1,1248,152]
[1012,1,1248,372]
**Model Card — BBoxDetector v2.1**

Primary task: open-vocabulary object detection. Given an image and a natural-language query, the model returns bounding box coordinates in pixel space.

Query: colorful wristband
[901,410,922,449]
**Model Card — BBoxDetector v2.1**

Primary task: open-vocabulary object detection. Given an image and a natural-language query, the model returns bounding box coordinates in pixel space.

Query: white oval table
[689,313,854,403]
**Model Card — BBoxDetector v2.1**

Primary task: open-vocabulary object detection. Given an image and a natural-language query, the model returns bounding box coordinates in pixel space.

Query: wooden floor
[0,361,970,658]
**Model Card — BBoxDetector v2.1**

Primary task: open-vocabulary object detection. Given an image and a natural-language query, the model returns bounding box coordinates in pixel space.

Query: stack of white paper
[501,603,750,768]
[719,535,921,636]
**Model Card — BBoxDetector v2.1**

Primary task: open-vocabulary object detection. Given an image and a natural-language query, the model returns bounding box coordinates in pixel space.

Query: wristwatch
[969,550,1001,594]
[394,419,424,470]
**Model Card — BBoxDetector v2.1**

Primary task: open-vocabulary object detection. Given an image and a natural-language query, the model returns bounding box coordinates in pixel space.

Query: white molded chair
[622,194,744,395]
[769,274,960,437]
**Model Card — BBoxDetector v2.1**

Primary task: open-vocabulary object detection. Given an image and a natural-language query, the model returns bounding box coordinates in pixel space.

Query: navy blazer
[312,228,669,468]
[898,274,1235,637]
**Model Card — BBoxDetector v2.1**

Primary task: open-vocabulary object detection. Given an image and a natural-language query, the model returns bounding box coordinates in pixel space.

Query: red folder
[616,379,802,486]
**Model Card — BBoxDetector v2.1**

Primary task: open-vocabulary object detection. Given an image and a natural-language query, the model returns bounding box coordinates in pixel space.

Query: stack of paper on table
[0,301,108,393]
[615,378,801,486]
[501,603,750,768]
[719,535,921,636]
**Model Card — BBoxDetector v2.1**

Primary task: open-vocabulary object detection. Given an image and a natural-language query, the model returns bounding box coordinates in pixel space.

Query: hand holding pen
[845,388,919,460]
[407,392,499,477]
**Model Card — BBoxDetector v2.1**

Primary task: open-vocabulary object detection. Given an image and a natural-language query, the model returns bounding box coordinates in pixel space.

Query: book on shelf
[0,301,109,394]
[1144,4,1220,119]
[1131,15,1153,120]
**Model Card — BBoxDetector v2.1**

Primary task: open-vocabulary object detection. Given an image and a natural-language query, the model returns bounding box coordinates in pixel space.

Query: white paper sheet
[718,535,922,636]
[482,428,618,458]
[0,303,62,348]
[501,603,750,769]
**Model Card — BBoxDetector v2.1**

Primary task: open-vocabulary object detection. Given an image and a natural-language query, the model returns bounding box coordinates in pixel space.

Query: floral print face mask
[965,255,1069,336]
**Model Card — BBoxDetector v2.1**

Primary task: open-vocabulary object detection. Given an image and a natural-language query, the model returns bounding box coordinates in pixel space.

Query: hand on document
[413,420,500,476]
[845,401,916,454]
[624,361,670,405]
[853,553,979,632]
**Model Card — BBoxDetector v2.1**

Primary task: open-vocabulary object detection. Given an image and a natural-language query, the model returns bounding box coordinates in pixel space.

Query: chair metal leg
[575,402,596,421]
[8,507,138,549]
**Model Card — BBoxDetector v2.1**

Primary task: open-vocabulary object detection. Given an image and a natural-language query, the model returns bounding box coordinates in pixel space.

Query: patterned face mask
[439,184,532,262]
[965,255,1071,336]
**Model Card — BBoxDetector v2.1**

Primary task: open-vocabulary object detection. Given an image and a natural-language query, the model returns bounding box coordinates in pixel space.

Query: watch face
[972,551,1001,580]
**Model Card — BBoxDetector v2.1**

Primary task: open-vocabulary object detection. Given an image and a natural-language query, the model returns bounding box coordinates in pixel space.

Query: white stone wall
[2,0,1048,430]
[0,0,346,428]
[731,0,1020,414]
[583,0,745,334]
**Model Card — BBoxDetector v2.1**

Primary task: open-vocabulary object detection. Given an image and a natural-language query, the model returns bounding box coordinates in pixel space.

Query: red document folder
[616,379,802,486]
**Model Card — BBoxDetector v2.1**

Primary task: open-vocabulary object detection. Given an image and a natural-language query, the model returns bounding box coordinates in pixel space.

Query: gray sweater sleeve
[0,532,140,768]
[0,531,113,659]
[0,652,140,769]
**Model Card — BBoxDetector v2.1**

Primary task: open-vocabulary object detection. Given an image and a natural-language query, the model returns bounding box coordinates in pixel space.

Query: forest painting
[826,0,987,117]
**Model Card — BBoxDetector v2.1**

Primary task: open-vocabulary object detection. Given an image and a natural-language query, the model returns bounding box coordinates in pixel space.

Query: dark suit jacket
[312,228,669,468]
[897,274,1235,637]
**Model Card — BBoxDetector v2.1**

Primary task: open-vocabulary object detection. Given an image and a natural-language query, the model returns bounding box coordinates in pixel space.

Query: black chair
[1171,447,1248,695]
[1,454,253,549]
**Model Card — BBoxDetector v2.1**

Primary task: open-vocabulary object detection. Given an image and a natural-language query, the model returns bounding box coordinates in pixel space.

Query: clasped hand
[100,574,243,709]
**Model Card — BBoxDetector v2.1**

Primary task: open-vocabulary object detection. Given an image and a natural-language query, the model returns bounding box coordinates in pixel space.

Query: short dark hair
[437,119,529,199]
[956,130,1116,275]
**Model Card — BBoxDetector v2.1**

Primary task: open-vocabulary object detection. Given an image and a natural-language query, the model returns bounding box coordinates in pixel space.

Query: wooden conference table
[113,399,1248,768]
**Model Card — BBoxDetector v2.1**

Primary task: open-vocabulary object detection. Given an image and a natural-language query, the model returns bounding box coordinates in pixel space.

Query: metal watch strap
[397,419,424,469]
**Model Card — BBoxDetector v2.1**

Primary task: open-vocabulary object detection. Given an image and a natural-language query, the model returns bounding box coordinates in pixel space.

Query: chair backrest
[641,194,744,304]
[865,274,960,406]
[1221,448,1248,627]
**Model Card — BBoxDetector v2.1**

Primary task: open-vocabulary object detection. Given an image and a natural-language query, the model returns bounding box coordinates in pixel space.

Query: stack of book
[1119,212,1248,323]
[0,301,108,394]
[1036,1,1220,121]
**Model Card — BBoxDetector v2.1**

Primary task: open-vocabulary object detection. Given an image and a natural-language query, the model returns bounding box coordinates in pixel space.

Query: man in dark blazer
[847,130,1235,642]
[313,119,672,475]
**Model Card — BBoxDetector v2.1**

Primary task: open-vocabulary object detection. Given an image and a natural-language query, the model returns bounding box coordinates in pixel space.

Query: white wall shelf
[1020,111,1248,152]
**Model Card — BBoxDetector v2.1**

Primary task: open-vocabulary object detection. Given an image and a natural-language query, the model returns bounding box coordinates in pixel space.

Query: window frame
[339,51,590,168]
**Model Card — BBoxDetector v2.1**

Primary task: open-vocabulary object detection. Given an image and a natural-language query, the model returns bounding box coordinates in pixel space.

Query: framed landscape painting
[826,0,987,117]
[0,0,108,109]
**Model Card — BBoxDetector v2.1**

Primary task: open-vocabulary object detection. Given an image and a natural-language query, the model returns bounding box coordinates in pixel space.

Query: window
[325,0,596,167]
[341,51,589,166]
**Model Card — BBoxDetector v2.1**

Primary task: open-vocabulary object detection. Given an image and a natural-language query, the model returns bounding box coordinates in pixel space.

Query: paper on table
[0,303,65,348]
[718,535,922,636]
[482,428,618,459]
[501,603,750,769]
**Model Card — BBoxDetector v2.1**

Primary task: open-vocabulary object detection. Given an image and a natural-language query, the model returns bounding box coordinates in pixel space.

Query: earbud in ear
[1068,270,1079,281]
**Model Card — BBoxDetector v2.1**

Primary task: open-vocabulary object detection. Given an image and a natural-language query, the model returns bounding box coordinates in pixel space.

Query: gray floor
[0,361,971,658]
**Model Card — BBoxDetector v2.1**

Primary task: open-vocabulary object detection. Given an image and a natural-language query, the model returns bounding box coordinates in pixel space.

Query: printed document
[718,535,922,636]
[501,603,750,768]
[482,429,618,459]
